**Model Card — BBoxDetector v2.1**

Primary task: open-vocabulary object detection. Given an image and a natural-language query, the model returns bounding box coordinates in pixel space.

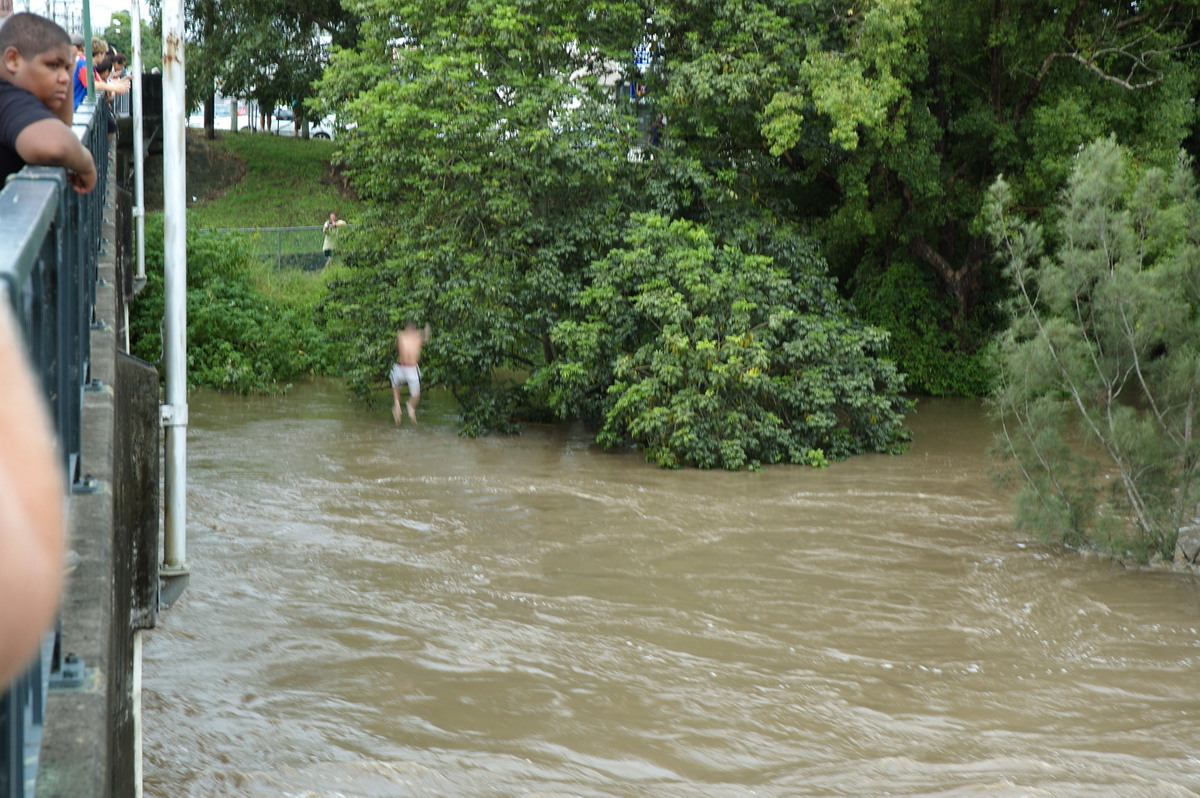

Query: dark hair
[113,53,126,65]
[0,12,70,59]
[95,57,113,75]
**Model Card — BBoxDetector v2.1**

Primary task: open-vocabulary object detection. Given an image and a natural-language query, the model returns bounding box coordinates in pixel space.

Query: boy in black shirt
[0,13,96,193]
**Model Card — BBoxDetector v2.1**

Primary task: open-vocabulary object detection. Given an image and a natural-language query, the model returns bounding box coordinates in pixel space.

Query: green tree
[648,0,1199,393]
[986,137,1200,562]
[531,214,911,469]
[316,0,918,464]
[183,0,359,138]
[101,10,162,72]
[317,0,648,434]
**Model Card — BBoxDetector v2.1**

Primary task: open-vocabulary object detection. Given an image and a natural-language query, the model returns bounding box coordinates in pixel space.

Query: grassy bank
[132,132,366,392]
[186,130,363,229]
[176,131,364,308]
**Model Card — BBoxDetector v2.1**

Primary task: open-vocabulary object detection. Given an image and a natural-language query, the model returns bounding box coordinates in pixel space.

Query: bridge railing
[0,99,112,798]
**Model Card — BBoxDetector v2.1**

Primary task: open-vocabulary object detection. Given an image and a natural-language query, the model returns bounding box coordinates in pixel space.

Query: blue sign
[633,42,651,71]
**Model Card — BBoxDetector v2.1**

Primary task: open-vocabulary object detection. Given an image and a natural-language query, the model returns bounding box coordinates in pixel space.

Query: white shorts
[389,363,420,395]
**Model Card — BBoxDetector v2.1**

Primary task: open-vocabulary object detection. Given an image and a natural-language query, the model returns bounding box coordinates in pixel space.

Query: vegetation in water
[530,215,911,469]
[987,138,1200,563]
[147,0,1200,475]
[313,0,922,466]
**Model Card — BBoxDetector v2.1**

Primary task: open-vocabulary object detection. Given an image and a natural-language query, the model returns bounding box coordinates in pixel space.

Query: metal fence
[0,99,111,798]
[197,225,335,271]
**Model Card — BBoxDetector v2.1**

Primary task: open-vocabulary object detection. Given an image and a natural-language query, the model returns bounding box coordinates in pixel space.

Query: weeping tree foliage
[986,137,1200,562]
[530,214,911,469]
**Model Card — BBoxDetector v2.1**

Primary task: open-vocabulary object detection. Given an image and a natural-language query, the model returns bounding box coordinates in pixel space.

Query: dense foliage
[130,224,336,394]
[313,0,915,466]
[987,138,1200,562]
[657,0,1198,393]
[297,0,1200,473]
[316,0,654,436]
[531,215,911,468]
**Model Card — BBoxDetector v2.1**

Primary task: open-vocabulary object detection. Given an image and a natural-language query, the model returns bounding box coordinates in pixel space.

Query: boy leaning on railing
[0,11,97,193]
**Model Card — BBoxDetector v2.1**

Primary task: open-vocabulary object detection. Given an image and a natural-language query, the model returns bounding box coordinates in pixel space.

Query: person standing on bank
[389,322,430,425]
[322,211,346,267]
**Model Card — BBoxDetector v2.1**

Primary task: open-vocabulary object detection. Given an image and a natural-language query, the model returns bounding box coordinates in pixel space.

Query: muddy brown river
[142,380,1200,797]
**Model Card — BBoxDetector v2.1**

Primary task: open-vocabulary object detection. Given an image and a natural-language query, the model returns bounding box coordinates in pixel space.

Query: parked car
[310,115,335,140]
[272,112,337,140]
[187,100,249,131]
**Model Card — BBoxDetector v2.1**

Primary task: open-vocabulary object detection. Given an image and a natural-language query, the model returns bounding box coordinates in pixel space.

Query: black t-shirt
[0,80,58,188]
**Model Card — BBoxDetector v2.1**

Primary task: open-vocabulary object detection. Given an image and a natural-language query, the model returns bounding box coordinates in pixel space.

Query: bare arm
[14,119,97,194]
[95,76,130,98]
[0,301,64,687]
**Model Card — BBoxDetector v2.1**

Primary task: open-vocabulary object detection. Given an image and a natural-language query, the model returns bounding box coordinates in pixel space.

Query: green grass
[250,260,351,308]
[187,132,364,230]
[176,132,365,309]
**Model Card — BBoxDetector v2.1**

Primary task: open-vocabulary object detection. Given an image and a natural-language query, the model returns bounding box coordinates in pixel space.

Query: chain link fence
[198,225,335,271]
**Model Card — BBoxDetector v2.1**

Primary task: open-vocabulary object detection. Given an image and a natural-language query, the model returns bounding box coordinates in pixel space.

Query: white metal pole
[160,0,188,599]
[132,629,143,798]
[131,0,145,282]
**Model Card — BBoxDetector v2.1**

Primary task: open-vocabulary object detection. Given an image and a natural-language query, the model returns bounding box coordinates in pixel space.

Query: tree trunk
[204,95,215,141]
[910,233,986,324]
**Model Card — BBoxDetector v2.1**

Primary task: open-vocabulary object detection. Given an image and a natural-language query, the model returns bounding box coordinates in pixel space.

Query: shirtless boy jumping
[389,322,430,425]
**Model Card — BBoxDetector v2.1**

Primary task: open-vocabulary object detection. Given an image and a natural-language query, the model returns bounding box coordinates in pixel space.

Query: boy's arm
[96,77,130,98]
[14,119,97,194]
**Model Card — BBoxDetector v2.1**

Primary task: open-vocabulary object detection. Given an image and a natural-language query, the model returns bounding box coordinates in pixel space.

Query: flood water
[142,380,1200,797]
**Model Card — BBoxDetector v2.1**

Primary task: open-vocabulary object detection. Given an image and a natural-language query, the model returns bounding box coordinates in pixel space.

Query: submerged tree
[986,137,1200,562]
[531,214,912,469]
[315,1,915,466]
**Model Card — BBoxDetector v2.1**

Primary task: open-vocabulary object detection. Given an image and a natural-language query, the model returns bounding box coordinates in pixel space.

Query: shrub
[129,224,336,394]
[531,214,912,469]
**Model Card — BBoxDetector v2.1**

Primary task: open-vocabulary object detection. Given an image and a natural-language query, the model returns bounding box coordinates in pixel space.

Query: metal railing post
[132,0,147,284]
